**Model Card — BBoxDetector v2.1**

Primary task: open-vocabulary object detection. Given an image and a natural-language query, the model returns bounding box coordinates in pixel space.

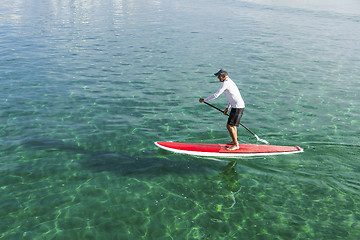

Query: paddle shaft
[203,101,258,137]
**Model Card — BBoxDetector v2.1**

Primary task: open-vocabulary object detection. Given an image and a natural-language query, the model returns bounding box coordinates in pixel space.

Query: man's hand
[223,107,229,115]
[199,98,204,103]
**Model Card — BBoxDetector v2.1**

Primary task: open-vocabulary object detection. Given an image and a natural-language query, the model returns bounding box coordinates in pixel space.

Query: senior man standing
[199,69,245,150]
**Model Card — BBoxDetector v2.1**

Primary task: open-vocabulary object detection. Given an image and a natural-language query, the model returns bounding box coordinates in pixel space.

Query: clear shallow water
[1,0,360,239]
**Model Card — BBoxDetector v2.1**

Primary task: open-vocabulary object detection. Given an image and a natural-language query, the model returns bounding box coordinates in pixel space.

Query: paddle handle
[204,101,228,116]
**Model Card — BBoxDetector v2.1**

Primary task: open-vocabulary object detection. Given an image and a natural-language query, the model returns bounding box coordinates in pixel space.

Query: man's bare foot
[226,144,239,151]
[227,139,239,145]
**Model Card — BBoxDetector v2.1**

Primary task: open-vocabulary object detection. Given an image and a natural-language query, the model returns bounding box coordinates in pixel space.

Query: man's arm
[203,81,227,102]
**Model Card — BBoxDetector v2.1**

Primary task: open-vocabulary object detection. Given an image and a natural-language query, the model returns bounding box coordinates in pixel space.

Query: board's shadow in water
[20,138,216,177]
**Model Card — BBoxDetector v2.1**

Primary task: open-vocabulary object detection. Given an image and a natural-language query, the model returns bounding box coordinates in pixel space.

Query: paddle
[203,101,269,144]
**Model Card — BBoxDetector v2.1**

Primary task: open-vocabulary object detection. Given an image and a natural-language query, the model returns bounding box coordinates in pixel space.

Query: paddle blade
[255,135,269,144]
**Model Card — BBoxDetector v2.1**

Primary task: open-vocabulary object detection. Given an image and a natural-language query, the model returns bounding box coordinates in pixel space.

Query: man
[199,69,245,150]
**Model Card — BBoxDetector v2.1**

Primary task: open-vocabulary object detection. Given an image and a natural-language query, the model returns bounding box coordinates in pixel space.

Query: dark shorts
[227,108,244,127]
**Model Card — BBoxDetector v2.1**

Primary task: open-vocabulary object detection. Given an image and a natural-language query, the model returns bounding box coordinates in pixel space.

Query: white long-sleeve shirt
[204,77,245,109]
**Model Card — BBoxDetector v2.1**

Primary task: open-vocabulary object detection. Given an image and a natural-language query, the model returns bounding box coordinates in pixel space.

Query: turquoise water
[1,0,360,239]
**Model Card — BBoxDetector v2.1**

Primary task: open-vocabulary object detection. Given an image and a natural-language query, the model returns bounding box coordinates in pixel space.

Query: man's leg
[226,124,239,150]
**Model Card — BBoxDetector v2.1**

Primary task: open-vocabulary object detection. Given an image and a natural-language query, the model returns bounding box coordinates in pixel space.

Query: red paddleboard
[155,141,303,157]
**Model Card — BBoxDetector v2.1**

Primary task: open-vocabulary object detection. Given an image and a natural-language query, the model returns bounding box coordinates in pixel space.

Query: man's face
[218,75,226,82]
